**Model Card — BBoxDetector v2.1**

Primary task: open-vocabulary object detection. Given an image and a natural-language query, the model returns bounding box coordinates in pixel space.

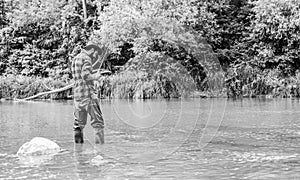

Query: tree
[0,0,99,77]
[249,0,300,75]
[193,0,254,69]
[93,0,219,89]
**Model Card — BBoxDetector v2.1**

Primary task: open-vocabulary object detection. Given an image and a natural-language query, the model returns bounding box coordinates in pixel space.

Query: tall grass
[96,70,196,99]
[200,71,227,97]
[94,52,198,99]
[226,65,300,98]
[3,70,300,100]
[0,75,71,99]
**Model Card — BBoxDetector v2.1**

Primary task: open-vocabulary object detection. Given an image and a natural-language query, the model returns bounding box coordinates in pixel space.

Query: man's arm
[81,57,95,81]
[81,56,105,81]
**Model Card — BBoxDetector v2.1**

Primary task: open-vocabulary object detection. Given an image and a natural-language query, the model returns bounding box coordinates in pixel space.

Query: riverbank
[1,0,299,101]
[2,72,300,101]
[0,73,220,100]
[0,75,72,100]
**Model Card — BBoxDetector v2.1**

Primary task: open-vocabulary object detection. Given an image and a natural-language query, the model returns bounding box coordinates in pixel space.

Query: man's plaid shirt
[71,51,96,100]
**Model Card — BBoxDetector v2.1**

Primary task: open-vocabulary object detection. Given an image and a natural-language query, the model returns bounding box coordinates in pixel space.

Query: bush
[95,52,197,99]
[0,75,71,99]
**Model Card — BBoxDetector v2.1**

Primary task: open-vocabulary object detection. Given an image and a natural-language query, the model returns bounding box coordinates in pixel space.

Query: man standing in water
[71,43,105,144]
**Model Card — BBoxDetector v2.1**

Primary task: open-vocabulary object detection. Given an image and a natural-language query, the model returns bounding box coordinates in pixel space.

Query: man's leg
[73,99,89,143]
[88,98,104,144]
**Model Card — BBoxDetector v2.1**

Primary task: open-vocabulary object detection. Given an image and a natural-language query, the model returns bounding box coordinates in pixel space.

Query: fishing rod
[92,47,110,75]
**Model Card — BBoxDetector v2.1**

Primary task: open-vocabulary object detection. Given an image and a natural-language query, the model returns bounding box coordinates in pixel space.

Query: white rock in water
[90,155,109,166]
[17,137,60,156]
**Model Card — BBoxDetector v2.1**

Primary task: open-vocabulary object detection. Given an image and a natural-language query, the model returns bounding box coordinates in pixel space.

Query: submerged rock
[17,137,61,156]
[90,155,109,166]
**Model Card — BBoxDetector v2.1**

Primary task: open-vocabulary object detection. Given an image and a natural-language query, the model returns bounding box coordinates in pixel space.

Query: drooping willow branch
[16,83,75,101]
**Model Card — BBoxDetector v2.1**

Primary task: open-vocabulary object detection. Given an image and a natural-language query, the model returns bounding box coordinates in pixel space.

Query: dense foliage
[225,0,300,97]
[0,0,300,99]
[0,74,71,99]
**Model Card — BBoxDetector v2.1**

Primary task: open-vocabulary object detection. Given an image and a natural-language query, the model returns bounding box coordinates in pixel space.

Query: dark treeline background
[0,0,299,99]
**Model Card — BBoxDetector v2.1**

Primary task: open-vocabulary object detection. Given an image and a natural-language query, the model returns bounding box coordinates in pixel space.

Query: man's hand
[99,69,112,75]
[91,69,112,80]
[91,72,102,80]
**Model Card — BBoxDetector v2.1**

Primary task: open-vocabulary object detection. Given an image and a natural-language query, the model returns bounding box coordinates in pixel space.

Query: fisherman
[71,43,107,144]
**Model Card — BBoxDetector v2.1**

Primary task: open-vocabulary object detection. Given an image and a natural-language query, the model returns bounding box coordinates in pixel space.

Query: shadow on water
[0,98,300,179]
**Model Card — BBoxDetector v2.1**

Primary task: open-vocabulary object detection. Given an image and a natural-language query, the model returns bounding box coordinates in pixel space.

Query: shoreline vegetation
[0,0,299,100]
[2,71,300,100]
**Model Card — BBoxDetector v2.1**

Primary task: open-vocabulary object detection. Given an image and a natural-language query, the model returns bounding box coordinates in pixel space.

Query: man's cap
[84,42,109,69]
[84,43,102,56]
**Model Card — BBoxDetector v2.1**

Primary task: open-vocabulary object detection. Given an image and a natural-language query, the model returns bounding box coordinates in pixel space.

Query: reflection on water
[0,99,300,179]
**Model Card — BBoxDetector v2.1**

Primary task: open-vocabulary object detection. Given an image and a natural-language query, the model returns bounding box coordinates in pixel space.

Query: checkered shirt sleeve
[71,52,95,100]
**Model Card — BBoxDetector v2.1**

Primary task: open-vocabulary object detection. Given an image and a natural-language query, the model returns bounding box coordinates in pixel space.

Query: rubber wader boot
[74,128,84,143]
[94,129,104,144]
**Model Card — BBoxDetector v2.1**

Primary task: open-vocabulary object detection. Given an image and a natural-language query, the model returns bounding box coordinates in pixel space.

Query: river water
[0,98,300,179]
